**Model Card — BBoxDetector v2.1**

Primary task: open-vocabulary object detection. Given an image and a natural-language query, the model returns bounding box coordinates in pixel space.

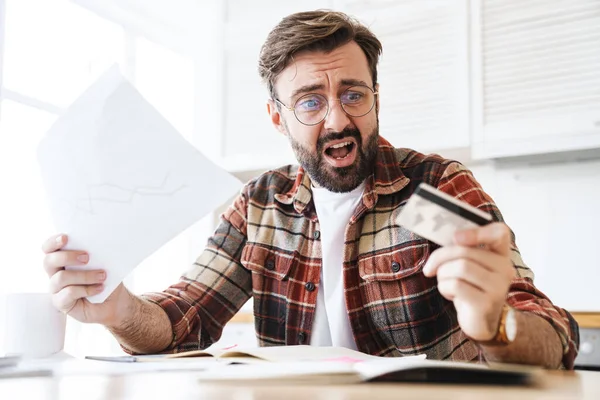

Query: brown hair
[258,10,382,99]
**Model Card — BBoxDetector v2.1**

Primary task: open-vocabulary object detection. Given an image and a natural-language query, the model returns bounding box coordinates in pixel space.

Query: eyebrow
[290,84,325,100]
[288,79,372,100]
[340,79,370,87]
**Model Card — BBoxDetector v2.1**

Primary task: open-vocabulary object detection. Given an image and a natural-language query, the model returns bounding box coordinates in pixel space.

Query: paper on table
[1,357,219,378]
[37,65,242,303]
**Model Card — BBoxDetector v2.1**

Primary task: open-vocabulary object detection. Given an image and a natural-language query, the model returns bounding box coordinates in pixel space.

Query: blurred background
[0,0,599,358]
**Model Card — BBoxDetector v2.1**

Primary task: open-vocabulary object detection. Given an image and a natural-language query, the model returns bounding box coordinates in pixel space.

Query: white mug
[0,292,66,358]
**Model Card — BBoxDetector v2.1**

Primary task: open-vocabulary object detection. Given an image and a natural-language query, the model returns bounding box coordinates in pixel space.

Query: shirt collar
[274,136,410,215]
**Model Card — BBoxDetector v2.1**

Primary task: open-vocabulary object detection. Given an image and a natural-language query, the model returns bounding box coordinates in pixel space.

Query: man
[42,10,579,368]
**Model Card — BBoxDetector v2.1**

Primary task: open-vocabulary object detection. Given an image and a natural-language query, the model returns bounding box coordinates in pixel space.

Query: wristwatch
[480,304,517,345]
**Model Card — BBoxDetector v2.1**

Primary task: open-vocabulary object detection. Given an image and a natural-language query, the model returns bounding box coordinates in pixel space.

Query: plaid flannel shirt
[142,136,579,368]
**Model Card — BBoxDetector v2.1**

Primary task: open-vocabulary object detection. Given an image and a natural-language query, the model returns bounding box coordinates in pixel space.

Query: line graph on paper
[56,172,188,222]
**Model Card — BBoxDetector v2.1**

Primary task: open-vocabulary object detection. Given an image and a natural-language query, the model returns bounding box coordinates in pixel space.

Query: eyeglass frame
[273,85,379,126]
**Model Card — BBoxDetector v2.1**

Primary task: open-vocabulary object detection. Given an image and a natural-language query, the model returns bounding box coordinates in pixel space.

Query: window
[0,101,57,293]
[0,0,209,356]
[3,0,125,108]
[1,0,126,294]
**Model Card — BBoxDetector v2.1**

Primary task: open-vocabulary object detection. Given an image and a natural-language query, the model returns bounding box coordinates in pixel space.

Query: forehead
[274,41,372,97]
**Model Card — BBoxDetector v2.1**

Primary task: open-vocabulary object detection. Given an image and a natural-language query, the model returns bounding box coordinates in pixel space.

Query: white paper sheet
[37,65,241,303]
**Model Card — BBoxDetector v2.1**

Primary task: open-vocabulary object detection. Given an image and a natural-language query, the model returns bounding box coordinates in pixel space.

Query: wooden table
[1,369,599,399]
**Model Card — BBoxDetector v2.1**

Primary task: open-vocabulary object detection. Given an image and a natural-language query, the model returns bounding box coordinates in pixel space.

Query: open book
[87,345,539,385]
[86,345,390,364]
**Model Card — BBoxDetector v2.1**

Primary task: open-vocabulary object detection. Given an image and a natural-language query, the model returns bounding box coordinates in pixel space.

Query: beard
[287,124,379,193]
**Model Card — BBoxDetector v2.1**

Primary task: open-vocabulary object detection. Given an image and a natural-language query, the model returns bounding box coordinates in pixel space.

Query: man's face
[267,41,380,193]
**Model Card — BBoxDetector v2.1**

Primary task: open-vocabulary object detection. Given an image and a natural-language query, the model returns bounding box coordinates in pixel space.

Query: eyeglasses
[274,85,378,126]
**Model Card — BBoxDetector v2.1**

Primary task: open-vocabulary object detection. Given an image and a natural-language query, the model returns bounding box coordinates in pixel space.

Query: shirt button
[305,282,315,292]
[391,261,401,273]
[298,332,306,343]
[313,230,320,240]
[265,259,275,270]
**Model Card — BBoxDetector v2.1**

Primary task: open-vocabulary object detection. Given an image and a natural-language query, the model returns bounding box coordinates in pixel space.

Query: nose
[323,100,352,132]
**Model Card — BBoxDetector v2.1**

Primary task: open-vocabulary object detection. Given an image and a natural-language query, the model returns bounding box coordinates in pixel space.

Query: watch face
[505,308,517,342]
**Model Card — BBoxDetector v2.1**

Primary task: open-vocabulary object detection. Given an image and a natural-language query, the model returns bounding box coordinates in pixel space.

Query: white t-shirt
[309,182,365,349]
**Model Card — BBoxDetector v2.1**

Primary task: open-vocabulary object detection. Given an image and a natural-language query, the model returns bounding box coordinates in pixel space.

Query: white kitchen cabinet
[220,23,295,172]
[340,0,471,159]
[471,0,600,159]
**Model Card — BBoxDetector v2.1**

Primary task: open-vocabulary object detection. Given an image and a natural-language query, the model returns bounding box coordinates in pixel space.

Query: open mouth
[323,139,358,168]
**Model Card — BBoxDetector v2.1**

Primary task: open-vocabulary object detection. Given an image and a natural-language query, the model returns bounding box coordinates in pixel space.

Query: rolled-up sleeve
[136,186,253,353]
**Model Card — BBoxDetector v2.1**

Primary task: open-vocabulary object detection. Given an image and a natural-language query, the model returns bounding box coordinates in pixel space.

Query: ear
[267,99,287,135]
[374,83,380,114]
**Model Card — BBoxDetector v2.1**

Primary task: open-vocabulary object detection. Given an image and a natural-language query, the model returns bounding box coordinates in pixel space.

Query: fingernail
[97,272,106,281]
[56,235,64,245]
[77,254,89,263]
[95,285,104,293]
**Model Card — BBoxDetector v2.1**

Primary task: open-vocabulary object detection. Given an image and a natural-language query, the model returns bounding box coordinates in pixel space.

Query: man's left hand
[422,222,516,341]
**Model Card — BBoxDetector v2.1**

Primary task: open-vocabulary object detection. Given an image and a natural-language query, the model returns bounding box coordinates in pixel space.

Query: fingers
[43,250,90,277]
[49,269,106,294]
[42,234,68,254]
[42,234,107,315]
[453,223,511,257]
[436,259,493,293]
[437,276,483,303]
[424,246,514,278]
[52,284,104,313]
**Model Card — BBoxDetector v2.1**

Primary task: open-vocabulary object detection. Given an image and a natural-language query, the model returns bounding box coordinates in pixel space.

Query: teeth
[329,141,352,149]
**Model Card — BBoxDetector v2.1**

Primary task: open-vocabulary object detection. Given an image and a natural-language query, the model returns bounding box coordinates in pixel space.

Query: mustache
[317,127,362,153]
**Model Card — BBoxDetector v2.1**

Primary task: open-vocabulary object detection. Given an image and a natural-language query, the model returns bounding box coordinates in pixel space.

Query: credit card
[397,183,493,246]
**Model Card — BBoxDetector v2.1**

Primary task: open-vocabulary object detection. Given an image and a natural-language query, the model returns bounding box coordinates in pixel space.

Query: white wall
[468,157,600,312]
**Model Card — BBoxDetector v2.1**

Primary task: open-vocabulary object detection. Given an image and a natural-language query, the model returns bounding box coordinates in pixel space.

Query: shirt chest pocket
[358,239,444,329]
[241,244,296,342]
[240,244,296,319]
[241,244,295,281]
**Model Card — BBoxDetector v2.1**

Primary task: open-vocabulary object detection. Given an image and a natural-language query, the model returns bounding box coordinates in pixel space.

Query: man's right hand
[42,234,132,328]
